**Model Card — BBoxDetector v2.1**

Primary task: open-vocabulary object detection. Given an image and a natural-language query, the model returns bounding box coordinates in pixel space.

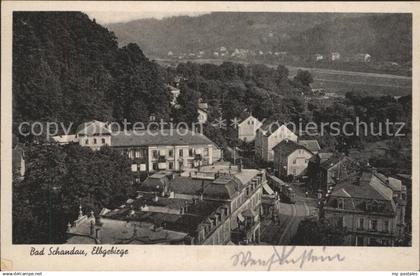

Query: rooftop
[273,139,312,156]
[298,140,321,153]
[111,129,215,147]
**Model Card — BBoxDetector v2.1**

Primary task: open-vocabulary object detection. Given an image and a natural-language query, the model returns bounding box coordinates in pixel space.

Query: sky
[84,11,209,24]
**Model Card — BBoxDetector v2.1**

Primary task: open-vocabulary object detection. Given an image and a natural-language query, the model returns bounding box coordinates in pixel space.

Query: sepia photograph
[1,1,419,272]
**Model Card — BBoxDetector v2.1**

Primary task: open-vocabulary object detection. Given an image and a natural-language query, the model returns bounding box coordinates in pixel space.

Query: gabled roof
[331,172,393,201]
[258,120,296,137]
[111,129,215,147]
[272,139,312,157]
[76,120,111,136]
[298,140,321,153]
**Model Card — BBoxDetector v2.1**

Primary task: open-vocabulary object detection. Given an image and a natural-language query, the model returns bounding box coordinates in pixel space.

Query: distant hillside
[107,12,411,63]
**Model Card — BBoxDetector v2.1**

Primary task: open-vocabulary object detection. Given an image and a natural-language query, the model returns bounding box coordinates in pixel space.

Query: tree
[13,144,134,244]
[293,69,314,87]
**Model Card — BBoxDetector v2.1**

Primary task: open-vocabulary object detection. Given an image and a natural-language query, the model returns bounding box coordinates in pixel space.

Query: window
[159,149,166,156]
[101,138,106,144]
[135,151,142,158]
[128,151,134,159]
[152,150,158,159]
[204,148,209,156]
[293,159,296,164]
[358,218,365,230]
[338,199,345,209]
[169,149,174,157]
[189,148,194,157]
[179,149,183,157]
[131,164,138,172]
[135,178,140,183]
[152,162,159,171]
[169,162,174,170]
[370,219,378,231]
[383,220,389,233]
[93,138,97,144]
[85,139,89,145]
[356,236,364,246]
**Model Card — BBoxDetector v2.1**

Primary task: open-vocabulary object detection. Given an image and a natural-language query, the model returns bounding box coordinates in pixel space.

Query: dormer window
[85,139,89,145]
[101,138,106,144]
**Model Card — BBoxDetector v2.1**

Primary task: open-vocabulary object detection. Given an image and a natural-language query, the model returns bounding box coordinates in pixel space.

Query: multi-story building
[237,114,263,142]
[111,129,219,175]
[133,164,264,244]
[53,121,222,181]
[255,121,298,162]
[306,154,360,194]
[323,169,407,246]
[272,140,313,178]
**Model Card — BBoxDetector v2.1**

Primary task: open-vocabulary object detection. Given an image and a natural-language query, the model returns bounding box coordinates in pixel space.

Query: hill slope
[13,12,171,133]
[107,12,411,63]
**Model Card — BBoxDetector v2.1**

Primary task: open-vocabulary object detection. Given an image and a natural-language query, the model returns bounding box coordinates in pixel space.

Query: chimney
[90,221,94,236]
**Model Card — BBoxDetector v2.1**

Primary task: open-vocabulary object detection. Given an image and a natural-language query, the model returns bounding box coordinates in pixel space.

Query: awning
[262,182,274,195]
[237,213,245,222]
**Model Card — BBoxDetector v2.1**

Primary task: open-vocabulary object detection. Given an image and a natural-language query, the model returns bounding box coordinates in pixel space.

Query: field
[155,58,412,97]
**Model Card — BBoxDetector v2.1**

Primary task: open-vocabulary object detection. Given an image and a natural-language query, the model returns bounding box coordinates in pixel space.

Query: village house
[298,140,321,154]
[237,114,263,142]
[306,154,360,195]
[12,144,26,181]
[314,53,324,62]
[331,52,341,61]
[354,53,371,63]
[255,121,298,162]
[272,140,313,179]
[197,100,209,124]
[166,85,181,107]
[323,169,407,246]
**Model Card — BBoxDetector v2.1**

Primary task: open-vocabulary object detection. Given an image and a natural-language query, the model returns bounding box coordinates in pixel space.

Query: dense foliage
[13,12,171,135]
[13,144,133,244]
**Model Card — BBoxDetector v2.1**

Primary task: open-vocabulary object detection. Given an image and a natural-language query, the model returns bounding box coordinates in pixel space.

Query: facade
[111,129,220,177]
[237,115,263,142]
[323,170,407,246]
[66,165,265,245]
[331,52,341,61]
[54,120,221,179]
[197,101,209,124]
[137,165,265,244]
[273,140,313,178]
[307,154,360,194]
[255,121,298,162]
[298,140,321,154]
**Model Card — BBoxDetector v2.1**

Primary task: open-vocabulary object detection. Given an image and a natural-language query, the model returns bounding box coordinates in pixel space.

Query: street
[260,183,318,245]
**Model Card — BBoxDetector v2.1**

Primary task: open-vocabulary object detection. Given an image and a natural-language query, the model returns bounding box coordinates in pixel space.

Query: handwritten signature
[231,246,345,271]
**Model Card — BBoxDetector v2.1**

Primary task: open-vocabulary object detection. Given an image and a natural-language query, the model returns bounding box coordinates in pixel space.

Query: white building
[255,121,298,162]
[237,114,263,142]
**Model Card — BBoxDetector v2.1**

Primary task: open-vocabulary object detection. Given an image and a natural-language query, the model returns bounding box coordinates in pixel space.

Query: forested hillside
[107,12,411,63]
[13,12,171,132]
